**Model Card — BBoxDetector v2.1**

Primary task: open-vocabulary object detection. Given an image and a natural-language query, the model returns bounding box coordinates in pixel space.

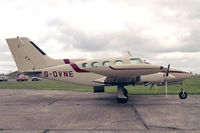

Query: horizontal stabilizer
[23,71,42,76]
[24,71,42,74]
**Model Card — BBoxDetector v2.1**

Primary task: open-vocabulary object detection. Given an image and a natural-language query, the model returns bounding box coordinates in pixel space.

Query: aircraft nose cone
[183,71,193,79]
[188,71,194,77]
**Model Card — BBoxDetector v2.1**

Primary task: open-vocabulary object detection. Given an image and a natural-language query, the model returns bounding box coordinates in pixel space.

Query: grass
[0,76,199,95]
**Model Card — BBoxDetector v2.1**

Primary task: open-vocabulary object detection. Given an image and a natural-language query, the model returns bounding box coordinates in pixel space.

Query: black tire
[123,88,128,100]
[179,91,187,99]
[123,88,128,103]
[117,98,128,103]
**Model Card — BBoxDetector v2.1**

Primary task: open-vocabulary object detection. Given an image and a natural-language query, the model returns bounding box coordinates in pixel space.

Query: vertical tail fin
[6,37,64,72]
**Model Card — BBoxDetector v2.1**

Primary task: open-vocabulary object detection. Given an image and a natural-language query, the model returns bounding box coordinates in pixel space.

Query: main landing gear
[116,85,128,103]
[179,82,187,99]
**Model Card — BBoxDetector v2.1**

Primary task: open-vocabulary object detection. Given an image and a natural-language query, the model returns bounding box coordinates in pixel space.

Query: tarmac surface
[0,89,199,133]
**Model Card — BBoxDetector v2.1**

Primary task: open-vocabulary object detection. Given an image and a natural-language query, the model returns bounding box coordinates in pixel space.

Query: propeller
[164,64,170,96]
[149,64,170,96]
[166,64,170,76]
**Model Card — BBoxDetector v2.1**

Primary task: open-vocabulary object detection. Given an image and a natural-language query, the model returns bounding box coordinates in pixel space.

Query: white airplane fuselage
[6,37,193,103]
[35,57,192,87]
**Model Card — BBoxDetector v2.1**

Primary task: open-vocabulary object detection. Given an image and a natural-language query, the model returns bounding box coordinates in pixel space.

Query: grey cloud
[40,1,200,73]
[154,53,200,73]
[46,7,200,56]
[0,0,200,74]
[0,40,14,62]
[45,15,200,73]
[181,29,200,52]
[0,40,9,52]
[47,19,109,51]
[47,18,159,53]
[0,53,14,62]
[155,28,200,53]
[47,17,66,27]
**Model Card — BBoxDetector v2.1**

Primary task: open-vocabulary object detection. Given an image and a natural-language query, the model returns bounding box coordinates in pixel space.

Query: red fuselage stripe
[63,59,88,73]
[70,63,89,73]
[63,59,70,64]
[161,70,189,74]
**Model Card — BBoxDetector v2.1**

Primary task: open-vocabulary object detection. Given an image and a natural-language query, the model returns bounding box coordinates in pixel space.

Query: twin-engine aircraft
[6,37,193,103]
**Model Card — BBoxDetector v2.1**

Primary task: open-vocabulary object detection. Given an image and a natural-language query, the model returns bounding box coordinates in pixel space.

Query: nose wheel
[179,89,187,99]
[179,82,187,99]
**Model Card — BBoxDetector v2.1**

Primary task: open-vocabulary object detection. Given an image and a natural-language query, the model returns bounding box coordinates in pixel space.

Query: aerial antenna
[123,51,132,56]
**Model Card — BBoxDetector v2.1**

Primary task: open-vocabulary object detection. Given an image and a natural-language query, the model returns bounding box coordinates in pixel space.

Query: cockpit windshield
[144,60,151,64]
[129,58,142,64]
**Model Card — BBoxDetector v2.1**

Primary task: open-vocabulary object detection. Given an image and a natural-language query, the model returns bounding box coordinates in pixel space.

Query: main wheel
[117,98,128,103]
[117,88,128,103]
[179,91,187,99]
[123,88,128,100]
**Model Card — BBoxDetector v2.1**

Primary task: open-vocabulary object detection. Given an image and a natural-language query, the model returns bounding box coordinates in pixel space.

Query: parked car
[0,76,8,82]
[17,74,29,81]
[31,77,42,81]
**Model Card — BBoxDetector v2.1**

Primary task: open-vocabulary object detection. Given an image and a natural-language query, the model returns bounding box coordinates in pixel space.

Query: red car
[17,75,29,81]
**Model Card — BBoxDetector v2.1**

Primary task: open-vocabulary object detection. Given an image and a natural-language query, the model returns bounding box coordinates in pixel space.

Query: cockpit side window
[130,58,142,64]
[82,63,88,68]
[114,60,123,65]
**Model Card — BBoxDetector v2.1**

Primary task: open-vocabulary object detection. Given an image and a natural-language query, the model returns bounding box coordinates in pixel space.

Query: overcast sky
[0,0,200,74]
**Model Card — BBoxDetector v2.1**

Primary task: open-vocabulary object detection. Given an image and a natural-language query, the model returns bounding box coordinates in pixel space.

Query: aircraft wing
[93,76,139,85]
[85,64,165,78]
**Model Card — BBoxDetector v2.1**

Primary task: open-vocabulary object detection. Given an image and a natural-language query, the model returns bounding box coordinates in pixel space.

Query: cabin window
[114,60,123,65]
[130,58,142,64]
[103,61,111,66]
[82,63,88,68]
[91,62,100,67]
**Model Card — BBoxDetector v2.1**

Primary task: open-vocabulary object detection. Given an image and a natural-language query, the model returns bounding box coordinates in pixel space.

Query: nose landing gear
[179,89,187,99]
[179,82,187,99]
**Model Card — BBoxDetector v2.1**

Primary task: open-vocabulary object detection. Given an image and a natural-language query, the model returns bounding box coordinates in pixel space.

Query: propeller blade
[166,64,170,76]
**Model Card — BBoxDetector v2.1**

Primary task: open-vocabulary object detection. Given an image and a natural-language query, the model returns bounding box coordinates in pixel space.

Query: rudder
[6,37,63,72]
